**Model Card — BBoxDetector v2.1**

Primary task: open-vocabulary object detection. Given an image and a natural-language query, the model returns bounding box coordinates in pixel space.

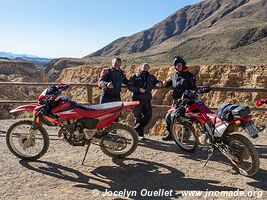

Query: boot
[134,123,141,132]
[138,128,146,140]
[134,123,145,140]
[162,133,173,141]
[162,124,173,141]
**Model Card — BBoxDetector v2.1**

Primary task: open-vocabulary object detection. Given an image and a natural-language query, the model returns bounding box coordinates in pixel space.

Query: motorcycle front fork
[22,125,38,150]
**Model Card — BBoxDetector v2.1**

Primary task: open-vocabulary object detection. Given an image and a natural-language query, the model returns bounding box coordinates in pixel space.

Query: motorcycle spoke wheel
[171,119,198,152]
[100,123,138,158]
[225,134,259,177]
[6,120,49,160]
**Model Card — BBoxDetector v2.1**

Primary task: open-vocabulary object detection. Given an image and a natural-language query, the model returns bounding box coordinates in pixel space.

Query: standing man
[98,57,129,103]
[128,63,163,140]
[163,56,197,141]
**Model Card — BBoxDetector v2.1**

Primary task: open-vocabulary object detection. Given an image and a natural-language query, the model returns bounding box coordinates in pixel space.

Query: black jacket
[128,72,162,102]
[98,67,128,98]
[166,68,197,99]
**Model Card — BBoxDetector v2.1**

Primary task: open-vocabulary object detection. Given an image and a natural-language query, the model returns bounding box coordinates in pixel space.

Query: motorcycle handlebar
[44,83,69,101]
[182,87,212,100]
[197,86,212,94]
[57,83,69,91]
[177,87,212,108]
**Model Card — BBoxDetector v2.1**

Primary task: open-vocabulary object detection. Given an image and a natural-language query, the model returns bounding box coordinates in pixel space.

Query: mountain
[44,0,267,81]
[85,0,267,65]
[0,52,52,68]
[43,58,91,81]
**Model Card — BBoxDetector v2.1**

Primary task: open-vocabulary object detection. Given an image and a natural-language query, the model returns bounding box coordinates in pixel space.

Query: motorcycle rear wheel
[100,123,138,158]
[224,134,259,177]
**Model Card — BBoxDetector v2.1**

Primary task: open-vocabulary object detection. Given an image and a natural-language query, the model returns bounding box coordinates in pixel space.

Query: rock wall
[58,64,267,104]
[57,64,267,134]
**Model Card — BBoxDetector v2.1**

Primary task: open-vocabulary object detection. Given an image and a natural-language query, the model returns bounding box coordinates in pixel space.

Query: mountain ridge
[84,0,267,65]
[42,0,267,81]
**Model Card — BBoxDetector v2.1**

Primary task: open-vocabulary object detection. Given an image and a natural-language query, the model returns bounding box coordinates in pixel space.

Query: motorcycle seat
[72,101,123,110]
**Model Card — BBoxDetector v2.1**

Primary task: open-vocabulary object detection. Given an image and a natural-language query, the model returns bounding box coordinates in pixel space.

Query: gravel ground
[0,119,266,200]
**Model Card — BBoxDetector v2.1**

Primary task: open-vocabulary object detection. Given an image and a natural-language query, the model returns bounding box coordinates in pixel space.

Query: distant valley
[0,51,52,68]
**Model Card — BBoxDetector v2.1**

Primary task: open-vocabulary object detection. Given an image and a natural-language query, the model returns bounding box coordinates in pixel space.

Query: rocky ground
[0,119,266,200]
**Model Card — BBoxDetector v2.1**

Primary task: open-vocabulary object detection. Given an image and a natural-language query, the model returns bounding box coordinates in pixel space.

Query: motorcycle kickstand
[82,142,91,165]
[203,148,215,168]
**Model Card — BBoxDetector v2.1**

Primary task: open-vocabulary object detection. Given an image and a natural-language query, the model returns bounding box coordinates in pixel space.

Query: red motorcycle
[256,97,267,135]
[169,87,260,176]
[256,97,267,108]
[6,84,139,163]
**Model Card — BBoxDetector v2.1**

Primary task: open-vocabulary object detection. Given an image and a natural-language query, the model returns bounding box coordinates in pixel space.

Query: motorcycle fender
[10,103,40,113]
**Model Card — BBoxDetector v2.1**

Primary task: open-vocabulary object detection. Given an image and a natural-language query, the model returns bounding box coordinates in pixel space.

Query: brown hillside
[0,58,46,119]
[85,0,267,65]
[43,0,267,81]
[0,58,44,80]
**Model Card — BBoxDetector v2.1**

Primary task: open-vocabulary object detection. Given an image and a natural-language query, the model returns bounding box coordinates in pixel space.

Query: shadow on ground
[20,158,240,199]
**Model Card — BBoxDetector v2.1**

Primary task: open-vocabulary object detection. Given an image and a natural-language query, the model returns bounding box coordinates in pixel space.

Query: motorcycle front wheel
[6,120,49,160]
[170,118,199,152]
[100,123,138,158]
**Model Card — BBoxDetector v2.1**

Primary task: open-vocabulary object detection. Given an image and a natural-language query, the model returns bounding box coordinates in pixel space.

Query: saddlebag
[232,106,251,119]
[217,103,239,122]
[217,103,251,122]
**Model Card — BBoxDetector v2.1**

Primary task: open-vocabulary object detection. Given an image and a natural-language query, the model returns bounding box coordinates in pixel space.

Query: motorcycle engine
[61,119,85,144]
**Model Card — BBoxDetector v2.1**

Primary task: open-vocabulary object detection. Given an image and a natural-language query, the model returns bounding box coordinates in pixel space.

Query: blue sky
[0,0,201,58]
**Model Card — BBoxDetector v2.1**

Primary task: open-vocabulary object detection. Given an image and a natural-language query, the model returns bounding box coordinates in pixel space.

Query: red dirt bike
[256,98,267,109]
[256,97,267,135]
[6,84,139,163]
[169,87,260,176]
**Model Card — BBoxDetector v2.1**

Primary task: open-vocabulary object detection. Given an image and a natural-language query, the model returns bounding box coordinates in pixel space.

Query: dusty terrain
[0,119,266,200]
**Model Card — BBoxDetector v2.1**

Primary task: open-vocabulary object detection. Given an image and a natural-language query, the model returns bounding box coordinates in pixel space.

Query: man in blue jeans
[128,63,163,140]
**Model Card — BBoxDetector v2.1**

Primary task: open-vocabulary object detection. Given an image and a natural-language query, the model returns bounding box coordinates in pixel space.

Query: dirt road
[0,119,266,200]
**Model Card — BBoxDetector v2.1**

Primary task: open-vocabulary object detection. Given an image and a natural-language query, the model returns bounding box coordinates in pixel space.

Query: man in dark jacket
[163,56,197,141]
[128,63,163,140]
[98,57,129,103]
